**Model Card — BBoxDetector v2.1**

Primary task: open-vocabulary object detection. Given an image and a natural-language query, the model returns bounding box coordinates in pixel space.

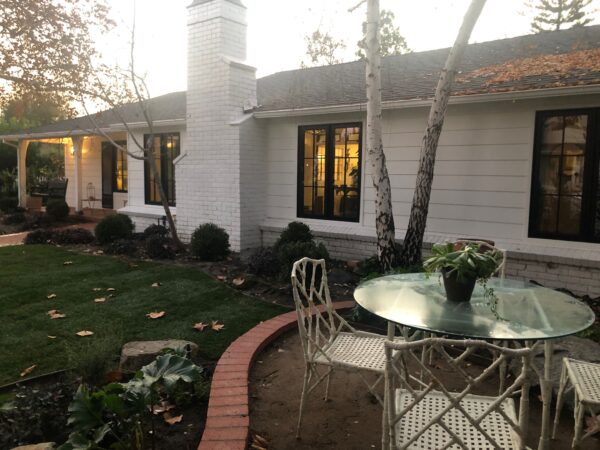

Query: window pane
[557,195,581,235]
[302,128,328,215]
[145,133,179,206]
[304,187,325,216]
[564,115,587,144]
[560,155,584,195]
[539,156,560,194]
[539,195,558,234]
[332,126,361,219]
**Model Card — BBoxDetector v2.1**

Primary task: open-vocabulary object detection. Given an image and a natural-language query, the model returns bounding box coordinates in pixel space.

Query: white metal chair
[291,257,402,439]
[383,337,533,450]
[552,358,600,449]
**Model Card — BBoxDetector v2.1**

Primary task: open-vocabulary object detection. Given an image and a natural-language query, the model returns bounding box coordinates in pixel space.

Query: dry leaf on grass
[46,294,57,299]
[94,297,107,303]
[253,433,268,447]
[47,335,57,339]
[47,310,66,319]
[216,275,227,281]
[151,282,161,288]
[76,330,94,337]
[146,311,166,319]
[193,322,207,332]
[106,288,116,292]
[211,320,225,332]
[232,277,245,286]
[63,261,73,266]
[129,263,139,268]
[20,365,36,377]
[163,413,183,425]
[92,287,103,292]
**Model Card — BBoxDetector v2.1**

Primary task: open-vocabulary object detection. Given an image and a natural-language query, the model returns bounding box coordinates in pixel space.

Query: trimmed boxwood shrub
[0,197,18,213]
[142,224,168,239]
[95,214,134,245]
[274,221,313,248]
[247,247,279,277]
[53,228,95,245]
[277,240,329,279]
[46,199,70,221]
[145,235,176,259]
[23,229,55,245]
[190,223,230,261]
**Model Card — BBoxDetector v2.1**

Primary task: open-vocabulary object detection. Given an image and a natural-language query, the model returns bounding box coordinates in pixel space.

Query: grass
[0,245,287,385]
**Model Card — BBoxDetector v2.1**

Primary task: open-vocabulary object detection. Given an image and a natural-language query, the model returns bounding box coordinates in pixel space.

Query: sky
[102,0,599,98]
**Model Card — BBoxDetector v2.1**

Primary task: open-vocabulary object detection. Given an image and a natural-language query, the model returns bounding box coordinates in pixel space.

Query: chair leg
[324,369,332,401]
[296,363,311,439]
[572,394,585,450]
[552,362,569,439]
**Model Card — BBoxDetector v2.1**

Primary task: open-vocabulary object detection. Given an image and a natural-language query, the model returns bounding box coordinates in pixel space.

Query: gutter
[253,84,600,118]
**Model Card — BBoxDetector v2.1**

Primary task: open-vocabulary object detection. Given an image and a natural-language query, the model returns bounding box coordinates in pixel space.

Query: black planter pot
[442,270,477,302]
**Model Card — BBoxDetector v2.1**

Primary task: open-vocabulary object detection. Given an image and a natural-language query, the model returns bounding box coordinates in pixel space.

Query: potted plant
[423,242,502,302]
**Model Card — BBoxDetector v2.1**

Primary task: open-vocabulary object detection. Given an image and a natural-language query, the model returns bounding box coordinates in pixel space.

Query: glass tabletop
[354,272,596,340]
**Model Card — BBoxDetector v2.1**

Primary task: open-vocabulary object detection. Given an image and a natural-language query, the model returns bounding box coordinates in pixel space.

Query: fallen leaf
[193,322,207,332]
[211,320,225,332]
[20,365,36,377]
[129,263,139,268]
[216,275,227,281]
[47,310,66,319]
[151,282,161,288]
[46,294,57,299]
[152,401,176,415]
[146,311,166,319]
[253,434,268,447]
[94,297,107,303]
[92,288,103,292]
[47,335,57,339]
[76,330,94,337]
[106,288,116,292]
[163,413,183,425]
[95,250,104,255]
[584,414,600,434]
[63,261,73,266]
[232,277,245,286]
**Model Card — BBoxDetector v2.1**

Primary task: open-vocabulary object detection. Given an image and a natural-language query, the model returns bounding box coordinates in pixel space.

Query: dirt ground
[249,331,599,450]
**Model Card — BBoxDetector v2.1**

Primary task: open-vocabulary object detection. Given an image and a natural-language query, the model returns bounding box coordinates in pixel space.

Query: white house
[3,0,600,296]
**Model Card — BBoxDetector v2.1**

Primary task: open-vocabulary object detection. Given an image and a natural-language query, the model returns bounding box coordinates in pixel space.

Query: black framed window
[298,123,361,222]
[114,142,127,193]
[529,109,600,242]
[144,133,180,206]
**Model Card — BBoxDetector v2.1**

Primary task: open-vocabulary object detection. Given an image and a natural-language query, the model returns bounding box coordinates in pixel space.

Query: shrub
[0,197,18,213]
[277,240,329,279]
[53,227,95,245]
[94,214,134,245]
[145,234,176,259]
[2,212,26,225]
[0,381,74,449]
[142,224,169,239]
[20,212,53,230]
[247,247,279,277]
[23,229,55,245]
[190,223,230,261]
[103,238,138,256]
[46,199,69,221]
[275,221,313,248]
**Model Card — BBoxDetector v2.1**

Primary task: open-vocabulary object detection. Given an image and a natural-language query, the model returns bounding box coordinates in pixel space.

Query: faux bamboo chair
[383,337,533,450]
[552,358,600,449]
[291,257,402,439]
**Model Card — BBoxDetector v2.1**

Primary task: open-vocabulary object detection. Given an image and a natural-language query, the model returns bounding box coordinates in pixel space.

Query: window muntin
[530,110,598,242]
[298,124,361,222]
[144,133,180,206]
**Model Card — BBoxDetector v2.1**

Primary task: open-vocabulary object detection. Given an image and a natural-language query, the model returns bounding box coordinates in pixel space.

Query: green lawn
[0,245,287,385]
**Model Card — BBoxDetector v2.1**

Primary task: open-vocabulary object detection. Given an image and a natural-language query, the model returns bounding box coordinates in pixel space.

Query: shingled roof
[3,24,600,138]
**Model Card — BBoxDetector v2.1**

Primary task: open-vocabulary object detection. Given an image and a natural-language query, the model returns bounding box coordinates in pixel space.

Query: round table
[354,272,596,450]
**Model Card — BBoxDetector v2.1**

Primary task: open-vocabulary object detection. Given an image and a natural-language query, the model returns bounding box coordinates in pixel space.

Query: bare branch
[348,0,367,13]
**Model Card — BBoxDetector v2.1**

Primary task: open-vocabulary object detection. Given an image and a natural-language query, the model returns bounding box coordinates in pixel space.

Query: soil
[249,330,600,450]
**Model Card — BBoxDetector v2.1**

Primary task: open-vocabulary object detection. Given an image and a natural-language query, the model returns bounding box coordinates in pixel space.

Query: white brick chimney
[177,0,263,252]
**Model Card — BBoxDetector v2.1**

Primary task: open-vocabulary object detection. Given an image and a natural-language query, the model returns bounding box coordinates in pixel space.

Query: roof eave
[253,84,600,119]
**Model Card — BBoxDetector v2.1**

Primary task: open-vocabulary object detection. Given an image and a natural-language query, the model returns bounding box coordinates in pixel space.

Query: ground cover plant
[0,245,286,385]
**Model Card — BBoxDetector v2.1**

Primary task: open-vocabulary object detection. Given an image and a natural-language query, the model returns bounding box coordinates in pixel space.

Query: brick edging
[197,300,355,450]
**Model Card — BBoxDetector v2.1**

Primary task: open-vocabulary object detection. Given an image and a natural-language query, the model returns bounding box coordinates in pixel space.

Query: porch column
[71,136,83,212]
[16,139,28,208]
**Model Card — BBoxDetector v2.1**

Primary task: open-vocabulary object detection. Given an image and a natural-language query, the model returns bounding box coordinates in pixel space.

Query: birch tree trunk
[366,0,396,271]
[399,0,486,267]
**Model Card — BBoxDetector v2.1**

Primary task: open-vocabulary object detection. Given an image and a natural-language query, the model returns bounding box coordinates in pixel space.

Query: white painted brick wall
[178,0,259,250]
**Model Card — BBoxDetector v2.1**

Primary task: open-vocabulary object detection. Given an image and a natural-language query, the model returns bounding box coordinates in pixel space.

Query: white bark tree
[399,0,487,267]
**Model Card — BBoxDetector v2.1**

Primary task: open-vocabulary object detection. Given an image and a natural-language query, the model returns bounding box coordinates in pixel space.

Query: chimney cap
[189,0,245,7]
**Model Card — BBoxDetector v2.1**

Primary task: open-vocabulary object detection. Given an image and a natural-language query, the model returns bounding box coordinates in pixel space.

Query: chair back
[47,178,68,200]
[384,337,533,450]
[291,257,354,364]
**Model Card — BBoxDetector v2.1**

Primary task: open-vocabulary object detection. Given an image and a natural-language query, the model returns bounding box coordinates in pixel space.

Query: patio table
[354,272,596,450]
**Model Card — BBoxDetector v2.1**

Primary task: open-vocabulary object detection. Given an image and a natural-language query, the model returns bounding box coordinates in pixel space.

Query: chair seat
[313,332,399,372]
[395,389,521,450]
[566,358,600,403]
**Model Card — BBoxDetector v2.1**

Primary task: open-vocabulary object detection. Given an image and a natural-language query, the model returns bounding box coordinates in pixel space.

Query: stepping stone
[119,340,198,372]
[11,444,55,450]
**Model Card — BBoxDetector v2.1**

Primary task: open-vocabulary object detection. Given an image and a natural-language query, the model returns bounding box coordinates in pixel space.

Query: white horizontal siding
[262,94,600,258]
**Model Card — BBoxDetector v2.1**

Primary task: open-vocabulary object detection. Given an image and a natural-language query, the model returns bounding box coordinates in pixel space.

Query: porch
[13,134,128,214]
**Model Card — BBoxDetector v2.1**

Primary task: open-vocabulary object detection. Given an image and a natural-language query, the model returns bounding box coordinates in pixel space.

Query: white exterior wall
[64,136,102,209]
[261,94,600,264]
[178,0,259,251]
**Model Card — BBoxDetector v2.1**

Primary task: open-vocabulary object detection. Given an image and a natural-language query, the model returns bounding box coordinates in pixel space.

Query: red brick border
[197,301,355,450]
